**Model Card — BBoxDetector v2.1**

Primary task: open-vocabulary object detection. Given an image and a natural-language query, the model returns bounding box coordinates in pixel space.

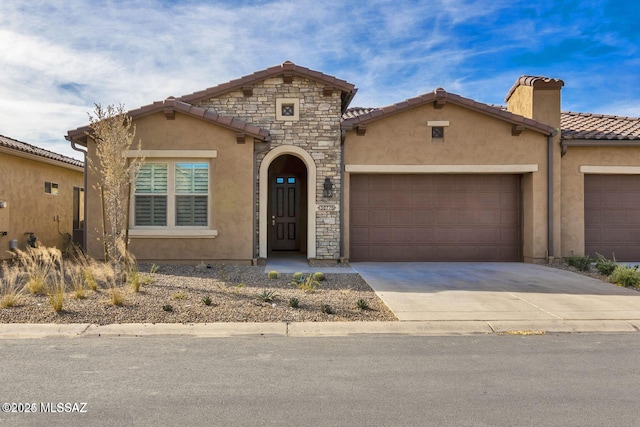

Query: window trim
[275,98,300,121]
[44,181,59,195]
[129,157,216,238]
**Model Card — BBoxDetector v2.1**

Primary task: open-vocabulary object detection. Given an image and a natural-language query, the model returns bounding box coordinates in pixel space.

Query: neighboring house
[0,135,84,260]
[66,61,640,263]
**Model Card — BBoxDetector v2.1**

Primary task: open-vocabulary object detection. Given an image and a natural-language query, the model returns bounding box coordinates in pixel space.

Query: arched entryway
[259,146,317,259]
[268,155,308,252]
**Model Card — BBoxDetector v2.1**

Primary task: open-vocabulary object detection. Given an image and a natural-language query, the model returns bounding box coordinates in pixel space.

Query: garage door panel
[585,174,640,261]
[370,227,392,244]
[500,210,519,225]
[392,209,415,224]
[350,174,521,262]
[392,228,415,243]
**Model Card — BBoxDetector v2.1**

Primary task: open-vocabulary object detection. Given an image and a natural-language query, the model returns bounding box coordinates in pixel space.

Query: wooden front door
[270,175,301,251]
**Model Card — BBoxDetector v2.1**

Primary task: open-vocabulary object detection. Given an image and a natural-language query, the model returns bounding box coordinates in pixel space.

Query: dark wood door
[271,175,300,251]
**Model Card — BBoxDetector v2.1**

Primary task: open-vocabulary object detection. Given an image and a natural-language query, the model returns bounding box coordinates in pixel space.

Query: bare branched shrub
[88,103,142,284]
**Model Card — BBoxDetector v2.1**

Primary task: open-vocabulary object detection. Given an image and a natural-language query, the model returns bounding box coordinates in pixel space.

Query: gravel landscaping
[0,263,397,325]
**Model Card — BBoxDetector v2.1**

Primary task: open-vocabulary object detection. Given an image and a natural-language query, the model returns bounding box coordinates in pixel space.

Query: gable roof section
[342,88,555,136]
[67,98,271,145]
[178,61,358,113]
[0,134,83,171]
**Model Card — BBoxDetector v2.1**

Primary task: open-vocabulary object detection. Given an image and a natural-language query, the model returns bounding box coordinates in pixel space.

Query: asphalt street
[1,334,639,426]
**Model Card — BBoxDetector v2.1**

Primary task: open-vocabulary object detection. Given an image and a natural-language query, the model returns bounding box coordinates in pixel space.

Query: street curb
[1,320,639,338]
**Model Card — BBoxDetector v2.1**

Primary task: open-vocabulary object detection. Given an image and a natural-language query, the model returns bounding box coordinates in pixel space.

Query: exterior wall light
[323,177,334,198]
[0,201,6,208]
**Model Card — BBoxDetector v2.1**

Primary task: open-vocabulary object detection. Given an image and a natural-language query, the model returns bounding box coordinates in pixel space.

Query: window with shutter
[134,163,168,226]
[175,163,208,226]
[133,161,209,228]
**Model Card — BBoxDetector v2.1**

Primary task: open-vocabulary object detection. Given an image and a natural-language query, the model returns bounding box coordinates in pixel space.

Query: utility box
[9,239,17,250]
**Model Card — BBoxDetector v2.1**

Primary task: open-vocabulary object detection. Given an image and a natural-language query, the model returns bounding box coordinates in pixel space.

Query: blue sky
[1,0,638,160]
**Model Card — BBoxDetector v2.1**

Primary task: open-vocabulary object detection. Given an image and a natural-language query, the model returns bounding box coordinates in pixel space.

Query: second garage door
[585,174,640,261]
[349,174,521,262]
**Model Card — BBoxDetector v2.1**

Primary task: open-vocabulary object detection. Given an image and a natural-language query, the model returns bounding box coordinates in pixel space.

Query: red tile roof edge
[177,61,357,110]
[66,98,271,144]
[341,88,556,136]
[504,75,565,103]
[0,134,84,168]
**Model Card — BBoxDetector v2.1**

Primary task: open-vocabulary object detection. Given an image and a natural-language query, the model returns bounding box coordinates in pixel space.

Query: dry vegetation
[0,246,396,325]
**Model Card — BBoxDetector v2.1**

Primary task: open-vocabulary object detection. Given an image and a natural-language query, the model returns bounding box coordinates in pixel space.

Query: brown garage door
[349,174,521,262]
[585,174,640,261]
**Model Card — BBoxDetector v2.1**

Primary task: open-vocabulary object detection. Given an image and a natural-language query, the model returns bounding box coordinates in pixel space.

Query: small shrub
[595,253,617,276]
[312,272,325,281]
[321,304,334,315]
[67,265,86,299]
[288,297,299,308]
[254,289,278,302]
[172,292,188,300]
[47,281,65,313]
[16,246,62,295]
[109,288,125,306]
[609,265,640,288]
[235,283,245,293]
[149,263,159,274]
[162,304,173,312]
[0,266,23,308]
[356,298,370,310]
[267,270,279,279]
[202,296,213,306]
[83,266,98,291]
[565,255,592,272]
[292,272,305,281]
[290,274,320,293]
[128,268,142,293]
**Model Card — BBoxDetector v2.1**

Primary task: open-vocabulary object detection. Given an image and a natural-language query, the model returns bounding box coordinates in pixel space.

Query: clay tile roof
[561,111,640,140]
[504,75,565,102]
[67,98,271,144]
[178,61,357,112]
[0,134,84,169]
[341,88,555,136]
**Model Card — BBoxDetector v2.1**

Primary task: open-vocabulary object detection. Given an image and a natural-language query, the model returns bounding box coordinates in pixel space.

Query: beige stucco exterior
[70,63,640,265]
[0,147,83,259]
[84,112,257,262]
[507,83,563,261]
[343,102,551,262]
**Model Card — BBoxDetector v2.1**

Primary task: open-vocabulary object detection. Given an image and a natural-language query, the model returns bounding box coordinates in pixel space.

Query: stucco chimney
[505,76,564,130]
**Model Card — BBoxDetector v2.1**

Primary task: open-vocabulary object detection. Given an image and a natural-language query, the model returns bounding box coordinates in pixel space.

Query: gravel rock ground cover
[0,264,397,325]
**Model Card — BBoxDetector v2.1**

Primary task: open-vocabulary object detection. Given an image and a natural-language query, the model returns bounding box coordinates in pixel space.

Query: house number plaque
[317,205,336,211]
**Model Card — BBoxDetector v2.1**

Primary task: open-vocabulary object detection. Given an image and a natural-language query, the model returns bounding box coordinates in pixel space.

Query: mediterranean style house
[66,61,640,264]
[0,135,84,260]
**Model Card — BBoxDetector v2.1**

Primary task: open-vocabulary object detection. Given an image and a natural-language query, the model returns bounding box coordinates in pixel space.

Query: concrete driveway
[352,263,640,323]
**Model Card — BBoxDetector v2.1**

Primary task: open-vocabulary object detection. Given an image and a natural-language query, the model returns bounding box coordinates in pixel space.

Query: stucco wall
[0,152,83,259]
[561,146,640,257]
[343,103,550,262]
[85,112,255,262]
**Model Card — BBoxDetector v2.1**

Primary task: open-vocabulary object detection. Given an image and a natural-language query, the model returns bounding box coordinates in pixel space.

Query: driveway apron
[351,263,640,321]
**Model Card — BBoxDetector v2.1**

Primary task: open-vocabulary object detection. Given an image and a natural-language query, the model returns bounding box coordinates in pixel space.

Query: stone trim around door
[259,145,317,259]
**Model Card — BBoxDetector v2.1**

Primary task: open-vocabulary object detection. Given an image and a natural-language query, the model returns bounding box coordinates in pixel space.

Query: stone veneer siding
[195,77,343,260]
